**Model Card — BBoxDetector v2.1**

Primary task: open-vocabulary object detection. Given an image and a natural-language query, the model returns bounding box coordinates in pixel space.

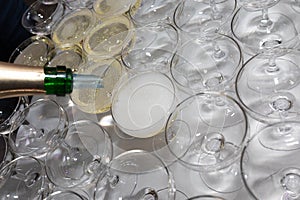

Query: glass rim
[0,96,27,135]
[164,91,249,171]
[9,35,55,64]
[187,194,227,200]
[238,120,300,200]
[111,71,177,134]
[8,98,68,155]
[44,190,88,200]
[55,119,113,162]
[21,0,65,29]
[234,48,300,123]
[120,21,179,70]
[82,14,134,59]
[230,7,299,55]
[173,0,237,35]
[51,8,96,45]
[170,33,243,92]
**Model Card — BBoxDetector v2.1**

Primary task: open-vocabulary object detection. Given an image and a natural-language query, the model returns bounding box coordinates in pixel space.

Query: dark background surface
[0,0,37,62]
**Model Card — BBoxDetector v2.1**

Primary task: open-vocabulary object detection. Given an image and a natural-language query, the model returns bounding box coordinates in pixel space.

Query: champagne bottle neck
[44,65,73,96]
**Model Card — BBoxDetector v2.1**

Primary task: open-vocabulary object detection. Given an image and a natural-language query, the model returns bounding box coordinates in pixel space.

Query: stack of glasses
[0,0,300,199]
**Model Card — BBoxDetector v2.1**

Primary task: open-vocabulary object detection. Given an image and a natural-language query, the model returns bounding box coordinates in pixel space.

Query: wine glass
[94,149,176,199]
[0,156,46,199]
[170,34,242,94]
[0,96,29,135]
[231,0,299,55]
[8,99,69,159]
[241,121,300,200]
[22,0,65,35]
[121,22,179,73]
[165,92,248,194]
[235,49,300,124]
[70,58,124,114]
[9,35,55,67]
[45,119,113,189]
[82,14,134,61]
[93,0,138,19]
[173,0,237,40]
[47,43,86,73]
[51,8,96,46]
[128,0,181,26]
[111,71,177,138]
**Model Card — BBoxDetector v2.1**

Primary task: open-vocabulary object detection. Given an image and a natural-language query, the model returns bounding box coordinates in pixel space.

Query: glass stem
[259,8,273,29]
[210,0,221,20]
[266,55,279,73]
[213,41,225,59]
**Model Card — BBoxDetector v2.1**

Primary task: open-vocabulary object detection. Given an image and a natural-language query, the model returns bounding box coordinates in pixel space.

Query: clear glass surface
[83,14,134,60]
[111,71,177,138]
[22,0,65,35]
[174,0,236,38]
[93,0,139,18]
[63,0,94,9]
[94,150,176,200]
[9,35,55,67]
[8,99,68,158]
[238,0,280,11]
[45,120,113,188]
[0,97,29,135]
[235,49,300,123]
[188,195,226,200]
[44,190,88,200]
[51,8,96,45]
[231,5,299,55]
[170,34,242,94]
[0,136,8,168]
[121,22,179,73]
[47,43,86,73]
[292,0,300,13]
[0,156,45,199]
[241,121,300,200]
[165,92,248,193]
[71,58,124,114]
[129,0,181,26]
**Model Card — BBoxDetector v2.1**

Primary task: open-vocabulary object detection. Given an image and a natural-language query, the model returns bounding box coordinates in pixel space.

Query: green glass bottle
[44,65,73,96]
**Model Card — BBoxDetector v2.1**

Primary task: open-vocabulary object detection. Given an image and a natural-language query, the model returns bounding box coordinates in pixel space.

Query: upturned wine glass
[235,49,300,124]
[94,149,176,199]
[111,71,177,139]
[128,0,181,26]
[45,120,113,189]
[170,34,242,94]
[165,91,248,194]
[241,121,300,200]
[232,0,299,55]
[121,22,179,73]
[173,0,237,40]
[0,156,46,199]
[22,0,65,35]
[8,99,68,159]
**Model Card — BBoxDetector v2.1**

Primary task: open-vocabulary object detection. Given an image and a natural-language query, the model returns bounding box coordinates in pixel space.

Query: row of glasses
[0,97,197,199]
[232,2,300,199]
[0,98,112,199]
